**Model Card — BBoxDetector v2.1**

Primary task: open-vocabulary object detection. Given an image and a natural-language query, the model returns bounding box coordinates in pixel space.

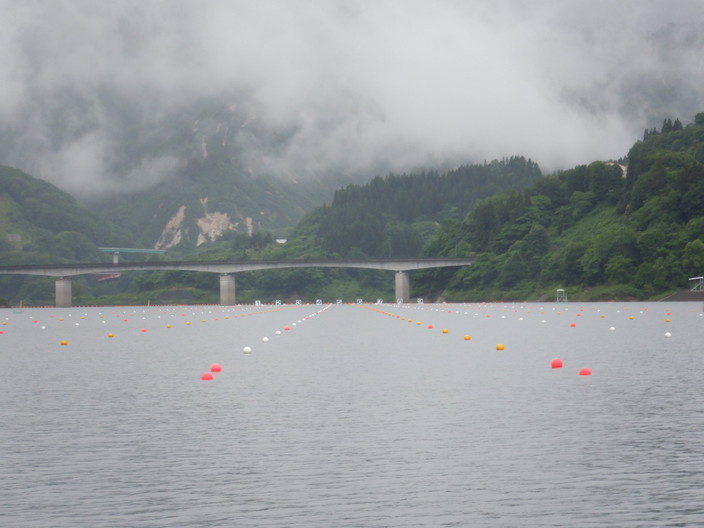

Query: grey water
[1,302,703,527]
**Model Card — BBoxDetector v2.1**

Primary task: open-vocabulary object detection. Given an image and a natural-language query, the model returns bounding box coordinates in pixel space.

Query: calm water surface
[1,302,703,527]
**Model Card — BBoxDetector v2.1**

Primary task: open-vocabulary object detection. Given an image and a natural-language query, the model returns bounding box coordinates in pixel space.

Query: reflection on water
[1,302,703,527]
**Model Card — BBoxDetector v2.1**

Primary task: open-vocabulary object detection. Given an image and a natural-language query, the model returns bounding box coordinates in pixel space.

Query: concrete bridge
[0,258,473,307]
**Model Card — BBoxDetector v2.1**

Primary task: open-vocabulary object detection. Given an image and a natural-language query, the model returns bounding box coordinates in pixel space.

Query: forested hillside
[86,99,347,250]
[0,165,134,305]
[418,113,704,301]
[317,156,541,258]
[4,113,704,306]
[0,165,130,264]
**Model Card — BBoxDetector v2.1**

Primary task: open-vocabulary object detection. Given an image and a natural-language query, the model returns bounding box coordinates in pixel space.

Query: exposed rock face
[155,199,241,249]
[196,211,238,245]
[155,205,186,250]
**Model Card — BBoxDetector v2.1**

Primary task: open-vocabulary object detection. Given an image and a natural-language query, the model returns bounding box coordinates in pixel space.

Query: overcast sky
[2,0,703,198]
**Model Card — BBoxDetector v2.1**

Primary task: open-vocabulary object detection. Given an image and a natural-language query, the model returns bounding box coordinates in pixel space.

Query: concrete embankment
[659,290,704,302]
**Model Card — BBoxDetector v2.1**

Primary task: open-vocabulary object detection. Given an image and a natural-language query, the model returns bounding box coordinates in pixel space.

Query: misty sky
[2,0,703,198]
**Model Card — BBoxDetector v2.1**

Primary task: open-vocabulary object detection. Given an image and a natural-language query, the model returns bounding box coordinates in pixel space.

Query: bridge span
[0,258,473,307]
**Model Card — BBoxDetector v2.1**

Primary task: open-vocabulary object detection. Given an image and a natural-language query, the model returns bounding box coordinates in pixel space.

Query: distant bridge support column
[220,274,236,305]
[395,271,410,303]
[56,277,72,308]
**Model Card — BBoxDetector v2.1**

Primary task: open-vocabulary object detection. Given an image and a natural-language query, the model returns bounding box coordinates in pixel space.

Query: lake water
[1,301,703,527]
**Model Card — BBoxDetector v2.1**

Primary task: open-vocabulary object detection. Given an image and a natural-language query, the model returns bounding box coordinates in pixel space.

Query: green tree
[682,239,704,278]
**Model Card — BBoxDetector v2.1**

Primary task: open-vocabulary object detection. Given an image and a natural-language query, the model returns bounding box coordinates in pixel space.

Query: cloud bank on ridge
[1,0,702,197]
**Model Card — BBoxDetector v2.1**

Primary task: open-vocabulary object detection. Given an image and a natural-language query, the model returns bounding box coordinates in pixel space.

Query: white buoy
[275,330,281,335]
[262,337,269,342]
[243,346,252,354]
[665,332,672,337]
[609,326,615,331]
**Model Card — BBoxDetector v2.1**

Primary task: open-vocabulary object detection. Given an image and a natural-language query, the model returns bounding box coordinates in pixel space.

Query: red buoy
[579,368,592,376]
[210,363,222,373]
[201,372,214,380]
[570,323,576,327]
[551,358,563,369]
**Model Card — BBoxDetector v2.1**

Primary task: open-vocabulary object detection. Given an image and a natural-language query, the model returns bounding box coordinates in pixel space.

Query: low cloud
[1,0,702,198]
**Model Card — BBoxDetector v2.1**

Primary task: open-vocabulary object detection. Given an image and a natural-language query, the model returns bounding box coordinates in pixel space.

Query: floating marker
[210,363,222,373]
[107,333,114,338]
[551,358,563,369]
[495,344,505,350]
[201,372,214,381]
[570,323,576,327]
[243,346,252,354]
[609,326,615,331]
[262,337,269,342]
[427,325,433,329]
[579,368,592,376]
[442,329,449,334]
[141,328,147,333]
[665,332,672,337]
[60,340,68,346]
[284,326,291,331]
[464,335,471,341]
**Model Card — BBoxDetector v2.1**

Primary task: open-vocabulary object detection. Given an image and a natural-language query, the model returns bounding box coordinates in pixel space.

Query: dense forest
[317,156,541,258]
[2,114,704,306]
[416,113,704,301]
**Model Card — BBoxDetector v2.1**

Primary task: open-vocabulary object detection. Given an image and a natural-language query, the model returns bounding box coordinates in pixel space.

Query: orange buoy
[201,372,214,381]
[579,368,592,376]
[551,358,563,369]
[60,340,68,346]
[210,363,222,373]
[464,335,471,341]
[442,329,449,334]
[107,333,114,338]
[495,344,505,350]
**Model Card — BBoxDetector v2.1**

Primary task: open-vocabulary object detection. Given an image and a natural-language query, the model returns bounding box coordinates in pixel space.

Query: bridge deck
[0,258,474,277]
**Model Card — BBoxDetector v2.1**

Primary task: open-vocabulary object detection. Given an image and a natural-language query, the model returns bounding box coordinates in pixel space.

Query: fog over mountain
[1,0,703,198]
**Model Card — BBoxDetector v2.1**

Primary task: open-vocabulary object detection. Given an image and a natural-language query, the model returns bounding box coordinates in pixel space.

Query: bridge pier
[395,271,410,303]
[56,277,72,308]
[220,274,236,305]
